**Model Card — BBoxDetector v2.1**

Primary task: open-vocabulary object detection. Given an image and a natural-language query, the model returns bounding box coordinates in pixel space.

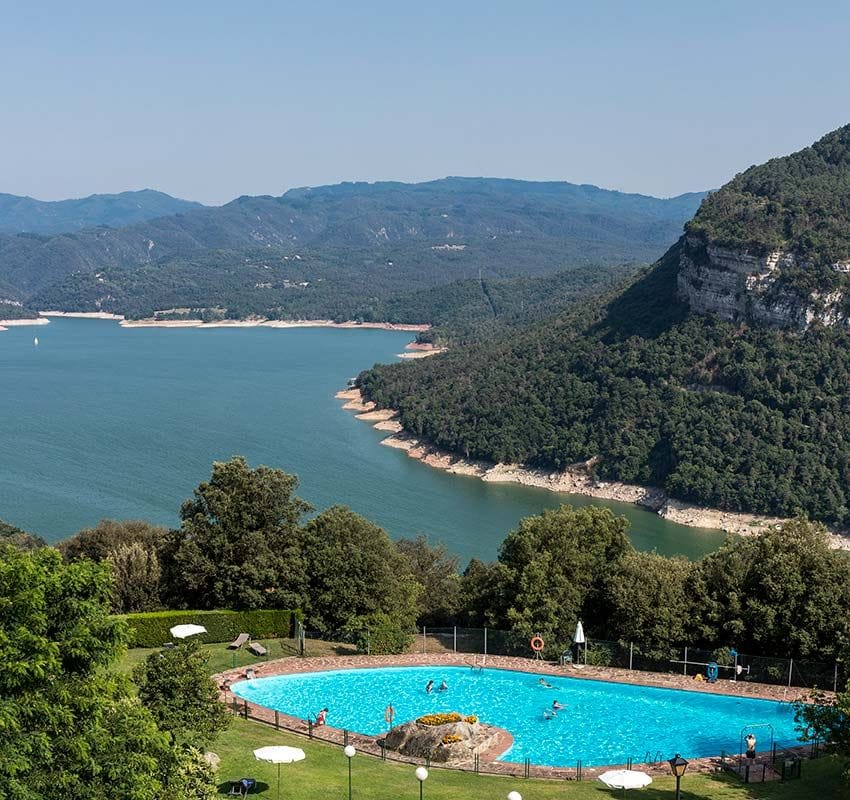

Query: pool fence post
[683,647,688,676]
[629,641,633,670]
[274,710,279,730]
[453,626,457,653]
[243,699,249,719]
[483,627,488,658]
[788,658,793,687]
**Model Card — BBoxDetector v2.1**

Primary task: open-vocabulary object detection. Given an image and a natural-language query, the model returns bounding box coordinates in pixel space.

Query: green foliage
[133,639,230,747]
[491,506,630,648]
[0,517,45,550]
[351,611,416,655]
[163,746,218,800]
[161,456,311,610]
[120,609,296,647]
[0,544,173,799]
[60,519,169,613]
[603,551,692,651]
[300,506,419,635]
[688,123,850,266]
[687,519,850,658]
[361,239,850,524]
[396,534,461,625]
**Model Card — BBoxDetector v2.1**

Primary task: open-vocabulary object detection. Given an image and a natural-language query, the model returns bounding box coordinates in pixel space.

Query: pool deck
[214,652,817,780]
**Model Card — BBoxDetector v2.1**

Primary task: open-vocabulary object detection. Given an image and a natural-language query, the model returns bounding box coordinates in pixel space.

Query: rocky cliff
[677,235,850,330]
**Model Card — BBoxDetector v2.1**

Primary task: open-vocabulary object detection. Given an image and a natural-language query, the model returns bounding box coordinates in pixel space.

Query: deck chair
[228,633,250,650]
[247,641,268,657]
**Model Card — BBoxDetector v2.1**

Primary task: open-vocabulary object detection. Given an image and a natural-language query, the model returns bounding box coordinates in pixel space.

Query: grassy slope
[215,717,844,799]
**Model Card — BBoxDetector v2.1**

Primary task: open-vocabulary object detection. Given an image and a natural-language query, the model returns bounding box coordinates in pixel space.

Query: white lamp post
[344,745,356,800]
[415,766,428,800]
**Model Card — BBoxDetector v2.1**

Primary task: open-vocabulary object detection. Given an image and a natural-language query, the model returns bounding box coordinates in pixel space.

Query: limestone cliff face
[677,235,850,329]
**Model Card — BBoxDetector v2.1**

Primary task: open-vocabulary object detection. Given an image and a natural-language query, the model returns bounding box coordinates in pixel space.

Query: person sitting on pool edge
[538,678,553,689]
[438,680,448,692]
[552,700,566,711]
[315,708,328,726]
[425,680,434,694]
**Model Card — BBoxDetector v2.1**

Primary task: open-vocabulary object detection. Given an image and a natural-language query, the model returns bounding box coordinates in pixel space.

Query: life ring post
[530,634,545,658]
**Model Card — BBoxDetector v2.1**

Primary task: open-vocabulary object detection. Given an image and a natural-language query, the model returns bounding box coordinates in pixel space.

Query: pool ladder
[643,750,665,765]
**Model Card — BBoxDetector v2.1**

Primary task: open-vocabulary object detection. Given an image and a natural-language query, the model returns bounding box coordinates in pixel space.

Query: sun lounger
[228,633,250,650]
[247,641,268,657]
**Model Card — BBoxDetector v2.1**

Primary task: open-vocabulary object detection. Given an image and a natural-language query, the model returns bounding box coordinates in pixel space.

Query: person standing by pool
[425,680,434,694]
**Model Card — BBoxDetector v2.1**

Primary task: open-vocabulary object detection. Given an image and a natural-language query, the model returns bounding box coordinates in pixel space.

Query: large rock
[383,715,506,764]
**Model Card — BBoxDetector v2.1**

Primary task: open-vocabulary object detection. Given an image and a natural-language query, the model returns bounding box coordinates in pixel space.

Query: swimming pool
[230,666,799,767]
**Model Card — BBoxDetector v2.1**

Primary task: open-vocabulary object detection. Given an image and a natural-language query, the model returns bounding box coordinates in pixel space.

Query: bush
[417,713,462,726]
[441,734,462,744]
[349,612,414,655]
[119,609,301,647]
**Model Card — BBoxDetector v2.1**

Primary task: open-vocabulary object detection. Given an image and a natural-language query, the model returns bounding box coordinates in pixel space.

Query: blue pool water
[231,666,799,766]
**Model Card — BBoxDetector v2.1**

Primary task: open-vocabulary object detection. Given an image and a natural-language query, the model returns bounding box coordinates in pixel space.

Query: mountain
[0,189,204,235]
[0,178,704,303]
[359,124,850,527]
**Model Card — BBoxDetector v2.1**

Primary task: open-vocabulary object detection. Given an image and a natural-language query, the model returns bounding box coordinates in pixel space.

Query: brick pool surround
[214,653,817,780]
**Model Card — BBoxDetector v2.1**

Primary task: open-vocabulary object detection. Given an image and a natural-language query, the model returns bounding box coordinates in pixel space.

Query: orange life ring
[530,635,545,652]
[385,704,395,725]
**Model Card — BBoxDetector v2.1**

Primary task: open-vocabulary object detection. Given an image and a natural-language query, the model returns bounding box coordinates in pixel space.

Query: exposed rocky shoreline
[337,388,850,549]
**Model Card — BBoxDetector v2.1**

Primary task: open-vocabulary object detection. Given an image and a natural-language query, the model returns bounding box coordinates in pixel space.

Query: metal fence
[303,626,845,692]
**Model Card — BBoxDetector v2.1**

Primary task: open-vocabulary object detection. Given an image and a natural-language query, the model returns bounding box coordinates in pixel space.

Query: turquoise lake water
[230,666,798,766]
[0,318,726,561]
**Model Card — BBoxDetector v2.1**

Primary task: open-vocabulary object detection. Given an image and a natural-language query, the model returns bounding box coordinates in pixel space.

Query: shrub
[464,715,477,724]
[118,609,301,647]
[416,712,462,726]
[441,734,462,744]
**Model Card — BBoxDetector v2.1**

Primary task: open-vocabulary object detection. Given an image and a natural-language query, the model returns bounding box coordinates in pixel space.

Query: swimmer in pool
[538,678,553,689]
[425,680,434,694]
[438,680,448,692]
[552,700,566,711]
[543,708,557,720]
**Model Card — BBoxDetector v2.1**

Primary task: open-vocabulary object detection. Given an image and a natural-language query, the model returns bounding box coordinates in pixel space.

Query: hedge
[118,609,301,648]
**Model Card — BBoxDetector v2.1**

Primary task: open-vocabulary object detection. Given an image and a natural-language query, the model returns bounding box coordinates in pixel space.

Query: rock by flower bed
[383,713,508,764]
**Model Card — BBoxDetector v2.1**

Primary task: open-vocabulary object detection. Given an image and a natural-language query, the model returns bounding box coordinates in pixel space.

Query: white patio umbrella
[169,623,207,639]
[254,745,306,800]
[598,769,652,795]
[573,620,586,644]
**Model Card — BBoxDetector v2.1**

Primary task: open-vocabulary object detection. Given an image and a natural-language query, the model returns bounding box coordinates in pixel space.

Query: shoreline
[336,388,850,549]
[0,317,50,332]
[35,311,430,332]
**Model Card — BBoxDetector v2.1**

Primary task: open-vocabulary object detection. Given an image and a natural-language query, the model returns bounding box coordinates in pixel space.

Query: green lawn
[117,640,283,676]
[212,717,845,799]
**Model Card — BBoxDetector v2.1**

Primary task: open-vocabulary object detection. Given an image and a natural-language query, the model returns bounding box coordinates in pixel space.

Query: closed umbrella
[598,769,652,797]
[254,745,306,800]
[169,623,207,639]
[573,620,586,664]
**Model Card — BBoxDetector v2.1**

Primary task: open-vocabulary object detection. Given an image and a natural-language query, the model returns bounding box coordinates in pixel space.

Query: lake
[0,318,725,561]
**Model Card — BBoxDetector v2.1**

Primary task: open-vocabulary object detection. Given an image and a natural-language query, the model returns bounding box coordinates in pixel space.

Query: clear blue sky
[2,0,849,205]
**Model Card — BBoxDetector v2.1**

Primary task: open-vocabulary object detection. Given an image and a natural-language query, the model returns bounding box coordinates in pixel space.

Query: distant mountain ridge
[0,177,705,301]
[0,189,204,235]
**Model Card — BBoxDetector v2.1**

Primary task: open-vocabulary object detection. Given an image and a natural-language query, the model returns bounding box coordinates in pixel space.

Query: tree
[397,534,461,625]
[299,506,419,638]
[492,505,631,647]
[59,519,167,612]
[0,518,45,551]
[108,540,163,613]
[161,456,311,610]
[602,551,692,651]
[133,639,230,748]
[688,518,850,658]
[0,544,173,799]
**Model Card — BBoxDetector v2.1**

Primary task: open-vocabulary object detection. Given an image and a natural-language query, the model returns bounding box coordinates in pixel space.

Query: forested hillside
[359,124,850,526]
[0,189,203,235]
[0,177,703,303]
